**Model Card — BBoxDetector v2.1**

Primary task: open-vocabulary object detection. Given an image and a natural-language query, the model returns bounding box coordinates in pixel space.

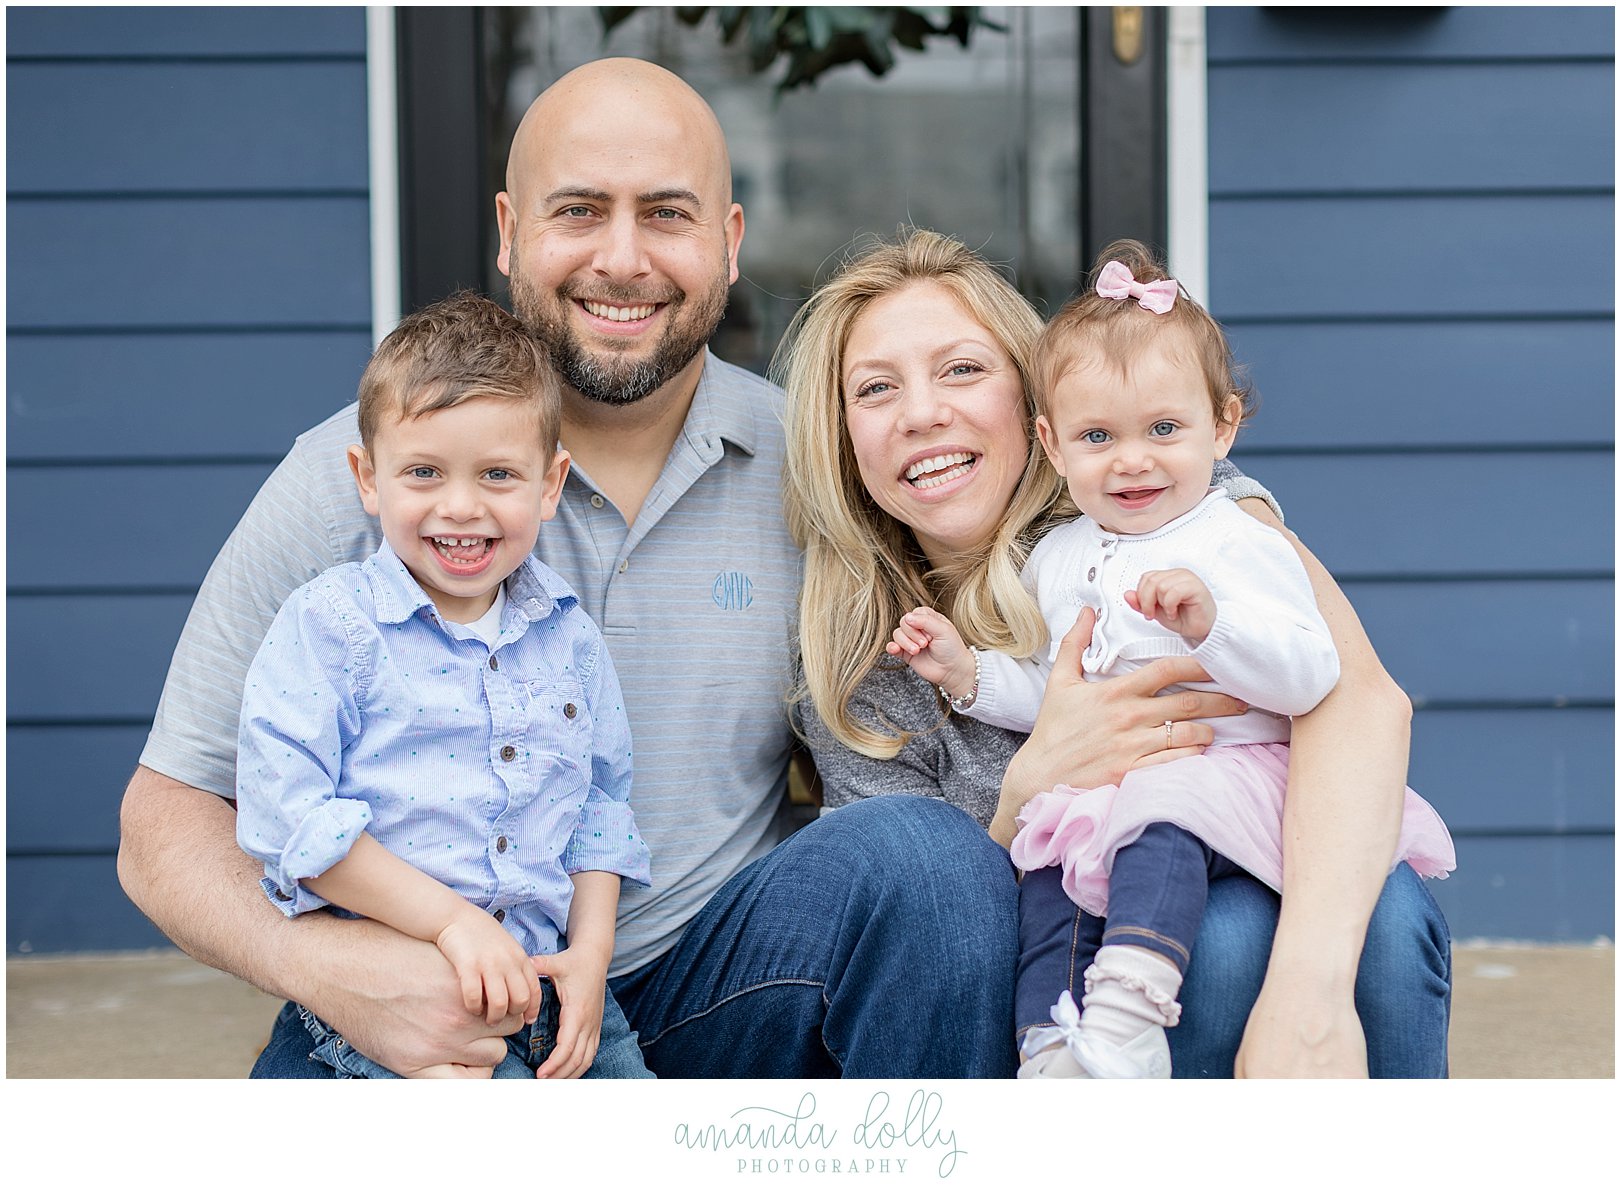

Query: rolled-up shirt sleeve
[234,585,371,915]
[560,637,650,886]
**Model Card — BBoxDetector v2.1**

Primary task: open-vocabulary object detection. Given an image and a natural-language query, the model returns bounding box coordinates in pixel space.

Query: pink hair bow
[1096,259,1178,314]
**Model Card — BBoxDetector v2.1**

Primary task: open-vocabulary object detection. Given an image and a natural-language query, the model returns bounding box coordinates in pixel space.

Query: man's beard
[510,254,730,407]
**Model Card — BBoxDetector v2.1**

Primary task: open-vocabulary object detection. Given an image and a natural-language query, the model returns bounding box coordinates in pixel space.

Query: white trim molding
[367,6,401,343]
[1167,6,1209,305]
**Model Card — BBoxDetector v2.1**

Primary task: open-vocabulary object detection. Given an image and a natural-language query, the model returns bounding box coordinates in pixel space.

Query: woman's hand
[1230,496,1409,1077]
[989,607,1248,848]
[1234,963,1370,1078]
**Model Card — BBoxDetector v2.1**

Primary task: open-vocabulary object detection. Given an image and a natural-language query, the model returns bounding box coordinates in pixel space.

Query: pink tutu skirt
[1008,743,1456,918]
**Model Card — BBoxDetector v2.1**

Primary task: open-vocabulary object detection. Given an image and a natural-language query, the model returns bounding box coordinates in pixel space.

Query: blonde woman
[776,229,1450,1077]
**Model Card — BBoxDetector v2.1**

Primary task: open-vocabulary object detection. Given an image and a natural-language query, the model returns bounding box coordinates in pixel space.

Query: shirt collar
[682,349,761,459]
[366,540,576,627]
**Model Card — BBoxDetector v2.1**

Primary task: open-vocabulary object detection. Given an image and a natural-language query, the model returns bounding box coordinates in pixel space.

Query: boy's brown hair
[357,291,561,454]
[1033,239,1254,429]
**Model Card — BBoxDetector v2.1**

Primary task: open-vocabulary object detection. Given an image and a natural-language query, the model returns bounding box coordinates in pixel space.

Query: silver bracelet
[941,647,981,713]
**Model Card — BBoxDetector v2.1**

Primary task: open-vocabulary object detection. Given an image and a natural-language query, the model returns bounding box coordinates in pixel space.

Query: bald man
[119,59,1018,1078]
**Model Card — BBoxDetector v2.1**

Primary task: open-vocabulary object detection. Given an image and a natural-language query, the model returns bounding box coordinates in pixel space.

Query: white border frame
[1167,6,1210,304]
[366,5,401,342]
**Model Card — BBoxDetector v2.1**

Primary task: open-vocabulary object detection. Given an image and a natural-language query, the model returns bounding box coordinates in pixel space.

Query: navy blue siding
[6,7,370,952]
[1210,63,1613,193]
[1410,708,1613,834]
[6,7,365,58]
[9,197,372,328]
[7,332,370,462]
[1209,8,1614,941]
[8,464,276,589]
[1206,7,1614,62]
[1228,321,1612,450]
[8,62,369,193]
[1212,195,1612,319]
[1428,837,1613,943]
[1255,454,1613,576]
[8,726,152,850]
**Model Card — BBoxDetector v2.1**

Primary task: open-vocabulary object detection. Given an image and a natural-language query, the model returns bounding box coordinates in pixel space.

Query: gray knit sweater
[801,657,1021,829]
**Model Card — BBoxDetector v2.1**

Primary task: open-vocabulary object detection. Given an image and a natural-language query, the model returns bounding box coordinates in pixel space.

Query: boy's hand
[1127,568,1217,645]
[435,910,542,1026]
[886,606,976,699]
[529,946,610,1079]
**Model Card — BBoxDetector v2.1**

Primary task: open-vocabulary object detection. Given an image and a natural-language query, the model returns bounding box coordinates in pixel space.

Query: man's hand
[117,767,526,1077]
[310,927,530,1077]
[529,946,610,1079]
[1126,567,1217,644]
[436,909,542,1026]
[887,606,976,699]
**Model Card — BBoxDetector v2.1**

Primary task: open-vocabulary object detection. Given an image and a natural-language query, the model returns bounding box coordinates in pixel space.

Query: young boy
[235,293,652,1079]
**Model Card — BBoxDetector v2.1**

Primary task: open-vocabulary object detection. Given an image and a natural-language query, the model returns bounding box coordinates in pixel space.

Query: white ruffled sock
[1077,944,1184,1048]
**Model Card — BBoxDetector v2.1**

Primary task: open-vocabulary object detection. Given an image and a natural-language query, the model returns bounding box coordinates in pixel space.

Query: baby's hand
[887,606,976,700]
[1126,568,1217,644]
[436,909,542,1027]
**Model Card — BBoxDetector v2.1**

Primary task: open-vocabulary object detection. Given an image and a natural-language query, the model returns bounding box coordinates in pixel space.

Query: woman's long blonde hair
[775,228,1070,759]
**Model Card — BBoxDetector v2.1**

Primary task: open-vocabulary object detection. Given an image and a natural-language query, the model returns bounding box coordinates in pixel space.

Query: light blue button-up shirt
[236,541,651,957]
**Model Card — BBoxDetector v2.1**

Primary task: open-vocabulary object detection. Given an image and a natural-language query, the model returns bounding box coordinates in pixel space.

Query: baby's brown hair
[1033,240,1254,429]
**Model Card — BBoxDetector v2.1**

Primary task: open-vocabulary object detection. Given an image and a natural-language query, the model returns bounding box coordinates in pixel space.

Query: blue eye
[411,466,436,479]
[486,468,512,481]
[1082,429,1110,445]
[853,380,894,400]
[1150,421,1177,437]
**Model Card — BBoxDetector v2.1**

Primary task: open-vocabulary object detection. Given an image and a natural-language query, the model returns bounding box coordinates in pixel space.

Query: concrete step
[6,942,1613,1078]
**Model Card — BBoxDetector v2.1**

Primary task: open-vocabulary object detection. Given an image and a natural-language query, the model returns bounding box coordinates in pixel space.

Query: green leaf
[905,7,952,32]
[599,4,1003,92]
[746,8,780,70]
[804,7,833,51]
[892,10,929,50]
[827,7,875,34]
[597,7,639,35]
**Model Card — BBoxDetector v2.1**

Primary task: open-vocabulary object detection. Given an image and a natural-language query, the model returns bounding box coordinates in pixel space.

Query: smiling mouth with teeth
[903,452,977,490]
[429,536,494,564]
[581,299,660,323]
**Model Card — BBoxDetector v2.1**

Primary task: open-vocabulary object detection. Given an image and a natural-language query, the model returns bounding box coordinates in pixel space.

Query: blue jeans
[1017,857,1453,1077]
[253,976,651,1078]
[609,796,1022,1076]
[251,796,1451,1078]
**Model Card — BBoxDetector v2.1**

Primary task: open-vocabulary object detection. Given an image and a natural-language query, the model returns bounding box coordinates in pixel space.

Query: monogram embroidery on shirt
[712,571,754,610]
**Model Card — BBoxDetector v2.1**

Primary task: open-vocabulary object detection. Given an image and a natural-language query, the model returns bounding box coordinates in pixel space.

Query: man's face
[496,95,744,407]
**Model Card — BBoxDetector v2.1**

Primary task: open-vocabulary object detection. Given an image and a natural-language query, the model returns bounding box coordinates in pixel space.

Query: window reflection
[482,6,1080,373]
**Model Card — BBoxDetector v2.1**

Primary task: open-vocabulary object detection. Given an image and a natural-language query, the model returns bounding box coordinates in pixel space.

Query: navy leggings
[1016,822,1244,1036]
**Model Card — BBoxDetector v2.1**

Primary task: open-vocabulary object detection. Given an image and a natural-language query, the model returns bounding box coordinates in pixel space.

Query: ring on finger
[1163,719,1174,749]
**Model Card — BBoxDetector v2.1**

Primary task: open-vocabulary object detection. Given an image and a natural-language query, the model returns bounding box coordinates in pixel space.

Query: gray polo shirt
[141,350,802,974]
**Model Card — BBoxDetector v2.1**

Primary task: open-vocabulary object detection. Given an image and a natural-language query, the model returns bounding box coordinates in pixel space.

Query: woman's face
[841,281,1032,567]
